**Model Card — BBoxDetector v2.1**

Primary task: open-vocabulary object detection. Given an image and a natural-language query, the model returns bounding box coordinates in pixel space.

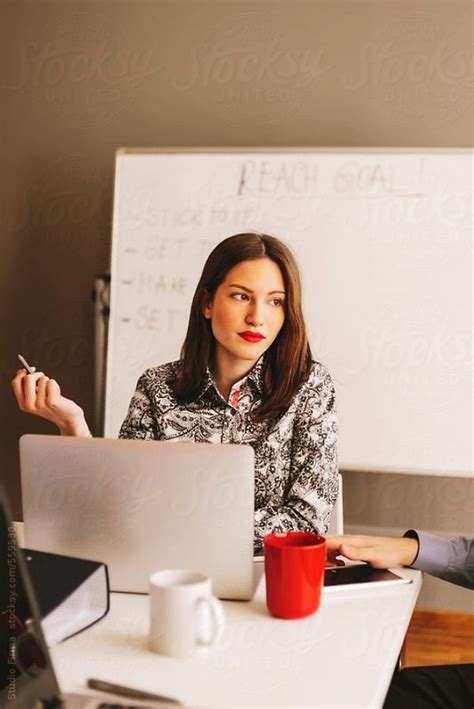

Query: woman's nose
[245,301,264,326]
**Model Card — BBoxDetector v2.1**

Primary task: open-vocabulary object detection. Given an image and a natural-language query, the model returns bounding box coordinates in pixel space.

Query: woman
[12,233,339,553]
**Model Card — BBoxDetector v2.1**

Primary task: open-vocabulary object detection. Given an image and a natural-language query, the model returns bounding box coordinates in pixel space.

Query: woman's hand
[326,534,419,569]
[325,549,346,568]
[11,368,91,436]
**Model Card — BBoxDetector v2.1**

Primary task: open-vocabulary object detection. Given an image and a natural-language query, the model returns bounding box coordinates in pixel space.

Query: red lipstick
[238,331,266,343]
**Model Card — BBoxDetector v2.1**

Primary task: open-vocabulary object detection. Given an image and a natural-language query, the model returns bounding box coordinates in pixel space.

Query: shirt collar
[245,354,265,393]
[197,354,265,400]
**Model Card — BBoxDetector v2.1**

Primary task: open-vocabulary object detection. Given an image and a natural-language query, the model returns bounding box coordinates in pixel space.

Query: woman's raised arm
[11,368,92,437]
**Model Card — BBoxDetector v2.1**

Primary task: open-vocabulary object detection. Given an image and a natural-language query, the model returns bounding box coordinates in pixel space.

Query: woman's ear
[201,290,212,319]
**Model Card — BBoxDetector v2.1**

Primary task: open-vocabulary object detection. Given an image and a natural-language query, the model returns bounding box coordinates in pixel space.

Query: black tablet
[323,563,411,591]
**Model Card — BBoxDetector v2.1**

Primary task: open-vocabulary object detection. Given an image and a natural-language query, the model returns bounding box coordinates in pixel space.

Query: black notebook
[24,548,109,646]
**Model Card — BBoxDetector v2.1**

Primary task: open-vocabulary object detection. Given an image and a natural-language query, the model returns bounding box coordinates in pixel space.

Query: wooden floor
[402,610,474,667]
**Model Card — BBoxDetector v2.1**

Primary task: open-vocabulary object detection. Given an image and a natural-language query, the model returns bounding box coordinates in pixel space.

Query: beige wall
[1,0,472,608]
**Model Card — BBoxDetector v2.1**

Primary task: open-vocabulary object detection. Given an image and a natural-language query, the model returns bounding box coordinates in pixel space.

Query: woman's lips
[238,333,265,343]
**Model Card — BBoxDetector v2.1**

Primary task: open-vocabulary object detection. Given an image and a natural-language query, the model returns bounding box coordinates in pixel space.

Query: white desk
[51,563,422,708]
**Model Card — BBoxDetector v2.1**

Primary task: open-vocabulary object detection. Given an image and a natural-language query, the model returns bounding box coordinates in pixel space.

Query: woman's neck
[210,352,260,402]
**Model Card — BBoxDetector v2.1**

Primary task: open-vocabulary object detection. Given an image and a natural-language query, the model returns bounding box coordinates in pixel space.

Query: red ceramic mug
[264,531,327,619]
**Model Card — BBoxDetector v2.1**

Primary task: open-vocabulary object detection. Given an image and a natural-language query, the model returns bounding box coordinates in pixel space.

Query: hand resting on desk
[11,368,91,436]
[326,534,419,569]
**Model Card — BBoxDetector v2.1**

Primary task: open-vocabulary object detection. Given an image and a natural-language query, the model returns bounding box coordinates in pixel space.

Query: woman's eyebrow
[227,283,286,295]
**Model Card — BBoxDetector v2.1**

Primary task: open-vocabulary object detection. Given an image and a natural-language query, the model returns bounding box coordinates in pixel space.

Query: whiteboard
[105,148,473,476]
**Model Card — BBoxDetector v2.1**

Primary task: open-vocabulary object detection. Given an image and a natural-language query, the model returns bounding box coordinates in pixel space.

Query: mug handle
[194,595,225,647]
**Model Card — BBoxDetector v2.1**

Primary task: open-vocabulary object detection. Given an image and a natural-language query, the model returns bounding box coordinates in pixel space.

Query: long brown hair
[172,232,313,422]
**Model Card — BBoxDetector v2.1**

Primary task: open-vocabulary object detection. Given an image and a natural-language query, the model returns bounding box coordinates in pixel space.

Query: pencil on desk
[87,677,181,704]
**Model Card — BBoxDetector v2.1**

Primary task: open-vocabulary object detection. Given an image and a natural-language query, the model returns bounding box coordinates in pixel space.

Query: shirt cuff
[404,529,451,576]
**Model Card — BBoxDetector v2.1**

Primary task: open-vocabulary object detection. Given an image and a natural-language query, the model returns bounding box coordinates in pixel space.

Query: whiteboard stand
[93,274,110,437]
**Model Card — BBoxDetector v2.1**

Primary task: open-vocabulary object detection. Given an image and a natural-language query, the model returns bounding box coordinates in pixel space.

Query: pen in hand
[15,354,92,437]
[18,354,35,374]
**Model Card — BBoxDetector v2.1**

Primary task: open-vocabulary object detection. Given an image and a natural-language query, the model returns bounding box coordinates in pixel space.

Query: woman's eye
[231,293,284,306]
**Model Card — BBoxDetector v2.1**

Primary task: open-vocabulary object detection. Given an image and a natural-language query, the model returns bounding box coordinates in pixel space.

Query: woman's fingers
[11,370,36,409]
[325,535,345,552]
[11,371,27,404]
[19,372,46,411]
[339,540,393,568]
[339,543,373,562]
[35,375,51,409]
[11,370,83,433]
[45,379,61,408]
[13,367,36,378]
[24,374,60,413]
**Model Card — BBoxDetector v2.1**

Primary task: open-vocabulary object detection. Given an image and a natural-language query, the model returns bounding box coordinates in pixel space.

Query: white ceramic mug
[149,569,225,658]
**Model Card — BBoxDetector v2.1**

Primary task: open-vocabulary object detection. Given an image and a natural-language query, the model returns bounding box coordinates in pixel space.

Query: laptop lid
[20,435,255,599]
[0,486,61,708]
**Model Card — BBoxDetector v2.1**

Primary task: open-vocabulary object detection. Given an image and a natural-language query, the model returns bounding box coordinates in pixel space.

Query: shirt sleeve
[118,371,158,440]
[253,365,339,554]
[404,530,474,590]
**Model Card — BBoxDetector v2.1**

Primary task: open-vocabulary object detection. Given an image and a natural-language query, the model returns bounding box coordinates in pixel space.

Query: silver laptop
[0,486,178,707]
[20,435,255,600]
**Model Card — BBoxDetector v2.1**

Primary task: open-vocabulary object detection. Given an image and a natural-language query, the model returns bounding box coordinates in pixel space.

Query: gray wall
[1,0,472,610]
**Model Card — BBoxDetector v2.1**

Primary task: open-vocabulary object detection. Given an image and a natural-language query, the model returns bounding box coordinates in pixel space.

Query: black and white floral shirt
[118,356,339,554]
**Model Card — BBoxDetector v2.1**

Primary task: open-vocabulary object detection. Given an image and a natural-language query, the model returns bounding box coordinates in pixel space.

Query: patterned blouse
[118,356,339,554]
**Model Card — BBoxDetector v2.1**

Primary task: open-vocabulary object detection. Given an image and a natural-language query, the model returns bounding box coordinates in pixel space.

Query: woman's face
[202,257,286,369]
